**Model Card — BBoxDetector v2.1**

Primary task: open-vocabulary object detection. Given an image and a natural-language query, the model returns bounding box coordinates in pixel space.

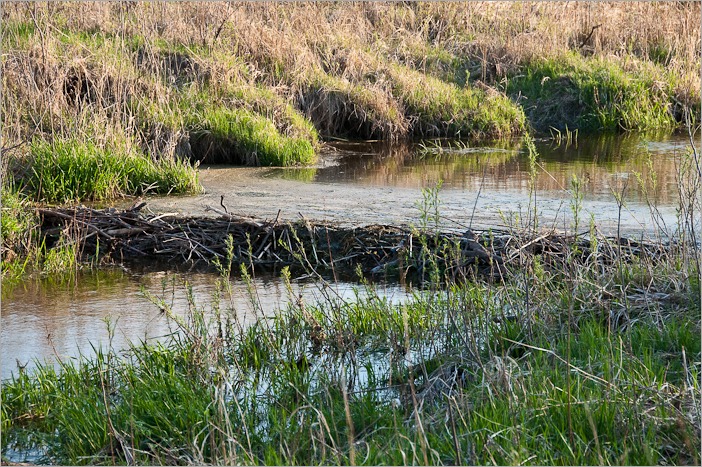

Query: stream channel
[1,133,695,380]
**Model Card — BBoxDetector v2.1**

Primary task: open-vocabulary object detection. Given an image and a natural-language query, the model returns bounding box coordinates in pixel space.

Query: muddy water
[146,133,693,236]
[1,268,409,380]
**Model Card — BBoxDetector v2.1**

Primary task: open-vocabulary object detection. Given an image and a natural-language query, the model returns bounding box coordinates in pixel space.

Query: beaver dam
[39,205,673,284]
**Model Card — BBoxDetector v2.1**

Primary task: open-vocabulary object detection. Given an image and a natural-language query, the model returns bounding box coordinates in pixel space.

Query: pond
[2,133,695,381]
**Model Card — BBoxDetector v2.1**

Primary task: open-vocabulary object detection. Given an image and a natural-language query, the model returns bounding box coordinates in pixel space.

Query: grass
[1,135,200,279]
[7,1,695,169]
[1,185,38,280]
[21,138,201,204]
[302,71,408,140]
[185,100,316,167]
[1,185,37,258]
[507,52,680,132]
[1,3,701,462]
[1,184,94,282]
[387,63,526,139]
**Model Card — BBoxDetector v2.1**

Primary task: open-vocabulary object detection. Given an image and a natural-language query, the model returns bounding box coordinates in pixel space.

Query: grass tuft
[22,139,201,203]
[508,53,680,132]
[186,101,316,166]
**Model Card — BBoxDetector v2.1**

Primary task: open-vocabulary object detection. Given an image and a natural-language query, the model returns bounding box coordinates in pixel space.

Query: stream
[146,133,692,236]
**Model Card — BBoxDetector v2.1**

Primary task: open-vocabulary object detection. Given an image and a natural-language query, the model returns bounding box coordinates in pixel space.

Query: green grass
[3,231,699,465]
[1,185,36,255]
[227,85,319,145]
[1,186,38,281]
[1,20,37,48]
[185,102,316,166]
[507,52,679,132]
[133,83,318,167]
[388,63,526,139]
[1,185,96,281]
[21,139,201,203]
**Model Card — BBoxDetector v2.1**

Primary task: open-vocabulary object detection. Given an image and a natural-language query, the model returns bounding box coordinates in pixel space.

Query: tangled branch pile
[38,206,671,283]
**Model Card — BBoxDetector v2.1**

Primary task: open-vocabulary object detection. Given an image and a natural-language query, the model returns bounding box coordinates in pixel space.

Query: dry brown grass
[6,2,699,74]
[1,1,699,154]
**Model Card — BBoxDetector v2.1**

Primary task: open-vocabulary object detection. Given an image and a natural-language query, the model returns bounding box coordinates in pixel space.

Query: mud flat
[142,162,680,238]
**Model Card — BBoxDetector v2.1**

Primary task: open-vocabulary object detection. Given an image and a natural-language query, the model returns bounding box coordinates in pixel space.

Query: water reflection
[269,133,691,205]
[1,268,409,380]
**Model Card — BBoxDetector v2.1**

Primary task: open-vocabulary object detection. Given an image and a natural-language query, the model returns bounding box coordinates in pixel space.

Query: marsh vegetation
[1,2,701,465]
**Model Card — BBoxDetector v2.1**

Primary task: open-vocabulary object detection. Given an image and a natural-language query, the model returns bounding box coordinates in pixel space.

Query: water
[3,133,695,381]
[1,268,409,381]
[298,135,686,206]
[148,133,693,235]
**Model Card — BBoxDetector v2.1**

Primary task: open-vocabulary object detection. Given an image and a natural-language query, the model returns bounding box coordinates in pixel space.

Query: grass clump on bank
[185,101,316,166]
[1,184,85,282]
[1,135,201,277]
[22,139,201,204]
[388,63,525,139]
[0,185,38,279]
[507,53,681,132]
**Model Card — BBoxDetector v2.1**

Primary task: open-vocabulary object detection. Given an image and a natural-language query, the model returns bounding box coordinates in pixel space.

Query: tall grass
[387,63,526,139]
[1,185,36,257]
[1,185,38,280]
[6,0,694,166]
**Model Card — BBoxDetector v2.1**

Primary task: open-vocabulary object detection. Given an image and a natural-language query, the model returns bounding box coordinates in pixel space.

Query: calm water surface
[284,134,689,206]
[146,133,695,235]
[1,268,409,380]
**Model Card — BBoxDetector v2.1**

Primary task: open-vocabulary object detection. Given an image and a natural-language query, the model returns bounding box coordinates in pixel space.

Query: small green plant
[1,185,37,257]
[524,134,540,232]
[570,174,584,235]
[40,237,78,276]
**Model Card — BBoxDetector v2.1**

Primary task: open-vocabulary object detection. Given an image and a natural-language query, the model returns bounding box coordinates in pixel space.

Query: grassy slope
[6,2,698,162]
[507,53,681,132]
[2,3,698,204]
